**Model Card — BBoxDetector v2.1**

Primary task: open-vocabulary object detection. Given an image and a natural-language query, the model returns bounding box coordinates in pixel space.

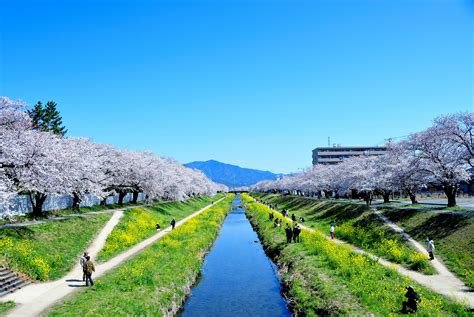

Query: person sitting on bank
[299,216,305,223]
[273,218,280,228]
[171,218,176,230]
[401,286,420,313]
[285,224,293,243]
[156,223,161,231]
[291,213,297,222]
[269,212,274,220]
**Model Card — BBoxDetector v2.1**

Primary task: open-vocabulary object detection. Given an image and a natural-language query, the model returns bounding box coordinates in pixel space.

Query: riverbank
[242,194,470,316]
[254,193,473,288]
[46,194,234,316]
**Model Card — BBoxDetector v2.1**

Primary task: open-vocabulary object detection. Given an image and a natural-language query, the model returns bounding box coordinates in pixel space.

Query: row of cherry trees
[0,97,227,216]
[251,113,473,207]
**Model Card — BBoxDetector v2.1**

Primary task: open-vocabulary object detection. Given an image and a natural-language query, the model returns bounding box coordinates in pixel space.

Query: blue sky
[1,0,472,173]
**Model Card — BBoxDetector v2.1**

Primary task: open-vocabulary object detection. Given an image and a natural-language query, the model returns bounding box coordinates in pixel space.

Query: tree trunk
[408,192,417,204]
[132,191,139,204]
[382,192,391,203]
[443,185,457,207]
[118,192,127,205]
[72,192,81,211]
[351,189,358,199]
[30,193,47,217]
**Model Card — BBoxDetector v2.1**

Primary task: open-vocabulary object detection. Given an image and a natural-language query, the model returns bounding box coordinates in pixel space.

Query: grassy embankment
[97,194,223,261]
[0,302,15,316]
[0,214,111,281]
[252,193,433,274]
[242,194,470,316]
[48,194,234,316]
[380,206,474,288]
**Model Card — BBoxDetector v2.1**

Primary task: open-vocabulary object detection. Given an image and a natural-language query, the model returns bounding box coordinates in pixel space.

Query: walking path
[3,196,226,317]
[258,200,474,309]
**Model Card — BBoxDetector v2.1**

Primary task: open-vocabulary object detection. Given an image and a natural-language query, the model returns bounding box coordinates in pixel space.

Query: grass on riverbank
[252,193,433,274]
[97,195,223,261]
[0,214,111,281]
[48,194,234,316]
[242,194,470,316]
[380,207,474,288]
[0,301,15,316]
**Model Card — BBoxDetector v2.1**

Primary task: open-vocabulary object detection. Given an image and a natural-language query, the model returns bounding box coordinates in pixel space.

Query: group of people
[285,223,301,243]
[79,252,95,287]
[155,218,177,231]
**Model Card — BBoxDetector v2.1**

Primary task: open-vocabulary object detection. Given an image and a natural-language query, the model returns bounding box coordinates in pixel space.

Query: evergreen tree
[27,101,45,130]
[27,100,67,136]
[44,101,67,136]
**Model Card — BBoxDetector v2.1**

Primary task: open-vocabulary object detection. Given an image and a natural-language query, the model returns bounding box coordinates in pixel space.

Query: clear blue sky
[1,0,472,173]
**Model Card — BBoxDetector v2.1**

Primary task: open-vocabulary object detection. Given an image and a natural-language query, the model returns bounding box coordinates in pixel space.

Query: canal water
[181,195,290,317]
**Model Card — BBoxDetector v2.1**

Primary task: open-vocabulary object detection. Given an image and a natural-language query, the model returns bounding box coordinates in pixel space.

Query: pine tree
[27,101,44,130]
[44,101,67,136]
[27,100,67,136]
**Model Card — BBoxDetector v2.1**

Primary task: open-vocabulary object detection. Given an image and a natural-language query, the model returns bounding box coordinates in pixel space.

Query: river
[180,195,290,317]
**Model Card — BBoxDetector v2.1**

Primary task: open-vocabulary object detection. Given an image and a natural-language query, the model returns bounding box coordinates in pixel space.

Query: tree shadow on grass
[381,208,420,223]
[1,226,36,240]
[408,214,471,240]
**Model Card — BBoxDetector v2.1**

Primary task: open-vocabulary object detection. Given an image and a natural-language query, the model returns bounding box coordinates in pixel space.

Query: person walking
[79,252,88,282]
[401,286,420,313]
[426,238,435,260]
[285,224,293,243]
[171,218,176,230]
[84,256,95,287]
[330,223,335,240]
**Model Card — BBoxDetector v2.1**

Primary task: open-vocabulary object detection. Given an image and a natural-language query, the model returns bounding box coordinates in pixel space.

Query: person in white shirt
[426,238,435,260]
[330,224,335,240]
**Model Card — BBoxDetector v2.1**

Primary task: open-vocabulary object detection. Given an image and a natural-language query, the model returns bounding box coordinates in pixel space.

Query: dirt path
[261,200,473,309]
[3,196,226,317]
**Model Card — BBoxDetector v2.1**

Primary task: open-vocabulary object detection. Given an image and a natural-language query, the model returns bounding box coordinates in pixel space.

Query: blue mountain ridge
[184,160,282,188]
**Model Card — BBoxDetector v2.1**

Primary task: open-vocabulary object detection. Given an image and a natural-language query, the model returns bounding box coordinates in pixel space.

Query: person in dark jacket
[171,218,176,230]
[402,286,420,313]
[285,224,293,243]
[156,223,161,231]
[84,256,95,287]
[291,213,297,222]
[293,224,301,243]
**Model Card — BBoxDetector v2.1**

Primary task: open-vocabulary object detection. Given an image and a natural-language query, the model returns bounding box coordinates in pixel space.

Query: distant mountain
[185,160,281,188]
